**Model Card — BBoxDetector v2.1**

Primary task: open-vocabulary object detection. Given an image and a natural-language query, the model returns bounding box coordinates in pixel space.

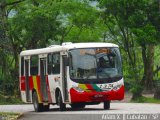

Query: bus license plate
[99,84,113,90]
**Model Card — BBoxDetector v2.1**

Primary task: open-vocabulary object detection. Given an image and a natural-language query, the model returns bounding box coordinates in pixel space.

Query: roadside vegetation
[0,112,21,120]
[131,96,160,103]
[0,0,160,104]
[0,95,22,105]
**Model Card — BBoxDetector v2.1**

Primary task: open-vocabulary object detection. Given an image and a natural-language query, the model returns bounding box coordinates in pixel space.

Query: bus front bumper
[70,85,124,103]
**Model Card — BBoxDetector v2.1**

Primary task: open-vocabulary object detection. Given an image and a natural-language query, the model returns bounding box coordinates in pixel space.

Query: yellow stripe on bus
[32,76,42,103]
[78,84,91,92]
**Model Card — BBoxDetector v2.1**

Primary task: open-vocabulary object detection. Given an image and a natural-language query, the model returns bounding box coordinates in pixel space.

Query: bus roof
[20,42,119,56]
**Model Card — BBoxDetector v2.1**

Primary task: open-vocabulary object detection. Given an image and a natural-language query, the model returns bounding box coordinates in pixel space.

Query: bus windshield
[69,47,122,83]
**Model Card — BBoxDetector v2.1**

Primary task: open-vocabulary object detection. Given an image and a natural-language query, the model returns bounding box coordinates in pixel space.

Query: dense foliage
[0,0,160,101]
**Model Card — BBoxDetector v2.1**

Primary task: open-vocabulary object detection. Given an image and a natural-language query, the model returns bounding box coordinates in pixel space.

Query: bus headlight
[73,87,84,92]
[113,84,122,91]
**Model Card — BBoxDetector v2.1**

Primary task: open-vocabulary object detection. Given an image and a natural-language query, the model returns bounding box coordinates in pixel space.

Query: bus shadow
[47,107,119,112]
[28,107,119,114]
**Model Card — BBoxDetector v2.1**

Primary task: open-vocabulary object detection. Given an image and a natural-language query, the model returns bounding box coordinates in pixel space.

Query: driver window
[98,55,115,68]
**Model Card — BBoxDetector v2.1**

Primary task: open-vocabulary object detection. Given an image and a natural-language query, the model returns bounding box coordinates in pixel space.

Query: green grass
[0,112,21,120]
[131,96,160,103]
[0,95,23,105]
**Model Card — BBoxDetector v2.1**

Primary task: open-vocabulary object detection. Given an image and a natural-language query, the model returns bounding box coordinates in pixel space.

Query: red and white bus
[19,42,124,112]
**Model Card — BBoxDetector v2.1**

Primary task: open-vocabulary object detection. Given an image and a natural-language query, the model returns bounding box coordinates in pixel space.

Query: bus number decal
[99,84,113,90]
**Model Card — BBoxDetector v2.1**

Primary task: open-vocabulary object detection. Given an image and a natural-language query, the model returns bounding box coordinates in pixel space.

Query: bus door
[62,55,69,102]
[40,58,48,102]
[24,59,30,102]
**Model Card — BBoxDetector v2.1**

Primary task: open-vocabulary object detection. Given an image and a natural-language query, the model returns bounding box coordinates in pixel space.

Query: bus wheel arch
[55,88,66,111]
[55,88,60,104]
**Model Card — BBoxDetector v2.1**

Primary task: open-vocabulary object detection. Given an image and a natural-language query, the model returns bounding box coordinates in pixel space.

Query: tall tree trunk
[132,44,155,100]
[141,44,154,91]
[146,45,154,90]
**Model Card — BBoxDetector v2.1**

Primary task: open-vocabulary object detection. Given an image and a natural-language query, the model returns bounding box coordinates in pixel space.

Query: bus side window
[52,53,60,74]
[48,53,52,75]
[30,55,38,76]
[21,57,24,76]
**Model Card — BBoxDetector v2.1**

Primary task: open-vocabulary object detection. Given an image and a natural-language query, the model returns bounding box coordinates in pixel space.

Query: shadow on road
[27,107,119,113]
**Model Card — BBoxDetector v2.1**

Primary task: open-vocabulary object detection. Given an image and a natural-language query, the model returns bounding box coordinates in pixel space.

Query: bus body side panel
[20,63,61,104]
[31,75,42,103]
[20,76,27,103]
[20,75,42,103]
[66,67,71,103]
[30,75,53,103]
[47,74,61,103]
[69,78,124,103]
[46,75,52,103]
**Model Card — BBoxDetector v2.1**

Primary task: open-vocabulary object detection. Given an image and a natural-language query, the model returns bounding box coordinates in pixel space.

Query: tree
[97,0,160,99]
[0,0,25,95]
[0,0,102,97]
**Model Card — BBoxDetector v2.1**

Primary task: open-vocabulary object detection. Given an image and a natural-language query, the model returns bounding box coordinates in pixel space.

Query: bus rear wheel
[57,91,66,111]
[104,100,110,110]
[32,92,43,112]
[43,104,50,111]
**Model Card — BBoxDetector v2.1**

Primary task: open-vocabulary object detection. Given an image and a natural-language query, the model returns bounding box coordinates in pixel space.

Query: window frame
[47,53,53,75]
[21,57,24,76]
[47,52,60,75]
[30,55,39,76]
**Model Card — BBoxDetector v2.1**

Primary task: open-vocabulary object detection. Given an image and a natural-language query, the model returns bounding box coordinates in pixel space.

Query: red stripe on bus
[86,84,96,92]
[29,76,34,90]
[36,75,42,101]
[20,76,25,91]
[46,75,52,103]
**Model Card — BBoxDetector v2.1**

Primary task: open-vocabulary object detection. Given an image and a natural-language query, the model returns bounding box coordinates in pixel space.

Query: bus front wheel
[57,91,66,111]
[70,103,85,109]
[104,101,110,110]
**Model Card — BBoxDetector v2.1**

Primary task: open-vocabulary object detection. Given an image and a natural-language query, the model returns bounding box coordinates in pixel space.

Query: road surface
[0,103,160,120]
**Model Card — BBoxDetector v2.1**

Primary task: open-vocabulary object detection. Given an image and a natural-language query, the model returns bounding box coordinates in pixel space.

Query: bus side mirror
[64,56,69,66]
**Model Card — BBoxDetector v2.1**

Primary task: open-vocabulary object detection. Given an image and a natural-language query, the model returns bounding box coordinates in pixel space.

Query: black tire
[32,92,43,112]
[70,103,85,109]
[43,104,50,111]
[57,91,66,111]
[104,101,110,110]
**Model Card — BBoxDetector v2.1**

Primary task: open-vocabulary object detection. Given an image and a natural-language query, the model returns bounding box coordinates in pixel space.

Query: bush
[131,96,160,103]
[130,82,144,100]
[0,95,22,105]
[154,80,160,99]
[124,81,132,91]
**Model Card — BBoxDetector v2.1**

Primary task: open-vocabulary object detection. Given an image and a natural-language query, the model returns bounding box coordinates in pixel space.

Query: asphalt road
[1,103,160,120]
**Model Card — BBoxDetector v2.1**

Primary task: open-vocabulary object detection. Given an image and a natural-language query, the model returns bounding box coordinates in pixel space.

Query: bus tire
[104,100,110,110]
[70,103,85,109]
[32,92,43,112]
[43,104,50,111]
[57,91,66,111]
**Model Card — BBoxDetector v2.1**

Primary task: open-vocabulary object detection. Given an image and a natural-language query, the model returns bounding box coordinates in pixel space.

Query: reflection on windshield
[69,48,122,80]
